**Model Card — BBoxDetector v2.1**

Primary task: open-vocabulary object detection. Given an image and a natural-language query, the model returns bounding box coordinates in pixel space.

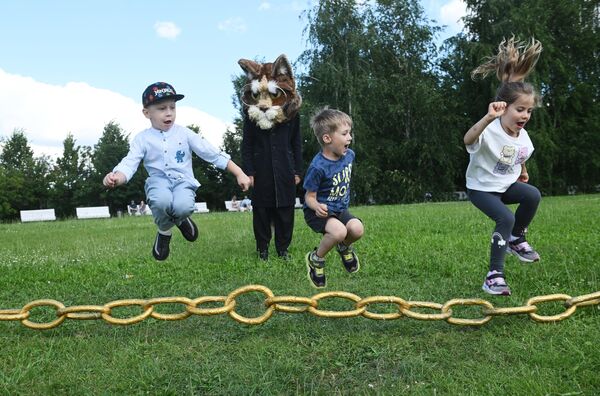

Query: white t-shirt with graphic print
[465,118,534,193]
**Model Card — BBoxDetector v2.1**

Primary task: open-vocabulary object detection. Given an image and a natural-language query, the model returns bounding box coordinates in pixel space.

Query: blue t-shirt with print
[303,149,354,213]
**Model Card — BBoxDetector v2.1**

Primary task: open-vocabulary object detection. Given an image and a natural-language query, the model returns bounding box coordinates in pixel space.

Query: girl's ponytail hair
[471,37,543,105]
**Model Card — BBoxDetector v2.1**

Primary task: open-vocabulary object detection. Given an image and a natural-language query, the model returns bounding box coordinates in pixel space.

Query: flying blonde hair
[472,37,543,105]
[472,36,542,83]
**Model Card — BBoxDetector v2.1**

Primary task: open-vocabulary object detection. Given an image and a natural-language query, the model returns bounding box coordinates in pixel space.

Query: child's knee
[529,186,542,204]
[347,219,364,239]
[150,197,171,213]
[172,202,194,219]
[496,212,515,229]
[327,226,347,243]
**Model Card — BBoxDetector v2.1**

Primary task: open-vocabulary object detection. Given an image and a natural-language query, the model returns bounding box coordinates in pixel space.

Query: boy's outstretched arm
[103,171,127,189]
[226,160,251,191]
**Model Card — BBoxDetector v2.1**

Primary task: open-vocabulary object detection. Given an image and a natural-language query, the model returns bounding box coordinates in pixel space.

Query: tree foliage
[1,0,599,221]
[442,0,600,194]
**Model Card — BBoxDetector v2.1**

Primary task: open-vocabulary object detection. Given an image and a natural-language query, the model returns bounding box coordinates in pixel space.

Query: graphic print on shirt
[493,145,516,175]
[327,163,352,202]
[175,150,185,163]
[515,146,529,165]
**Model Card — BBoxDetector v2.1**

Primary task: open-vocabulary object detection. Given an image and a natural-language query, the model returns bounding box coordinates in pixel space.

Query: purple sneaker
[507,236,540,263]
[482,271,511,296]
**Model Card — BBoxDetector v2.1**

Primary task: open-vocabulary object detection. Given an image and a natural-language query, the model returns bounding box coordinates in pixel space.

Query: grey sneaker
[507,236,540,262]
[336,243,360,273]
[306,248,326,288]
[482,270,511,296]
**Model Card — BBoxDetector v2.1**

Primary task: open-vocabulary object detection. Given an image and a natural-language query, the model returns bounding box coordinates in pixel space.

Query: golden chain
[0,285,598,330]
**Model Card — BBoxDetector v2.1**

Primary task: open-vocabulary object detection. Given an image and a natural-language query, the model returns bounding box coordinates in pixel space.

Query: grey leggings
[468,182,541,272]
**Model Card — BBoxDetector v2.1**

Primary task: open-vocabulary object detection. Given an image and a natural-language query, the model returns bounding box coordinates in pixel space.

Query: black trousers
[253,206,295,253]
[468,182,541,273]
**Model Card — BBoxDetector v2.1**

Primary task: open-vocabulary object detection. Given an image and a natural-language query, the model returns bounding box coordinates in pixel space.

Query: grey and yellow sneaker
[507,236,540,263]
[336,243,360,273]
[306,248,326,288]
[482,270,511,296]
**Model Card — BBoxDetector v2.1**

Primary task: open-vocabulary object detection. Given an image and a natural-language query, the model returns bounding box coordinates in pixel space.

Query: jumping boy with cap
[104,82,251,260]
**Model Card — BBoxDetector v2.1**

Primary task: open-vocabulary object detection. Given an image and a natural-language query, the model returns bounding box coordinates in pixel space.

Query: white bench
[194,202,209,213]
[453,191,468,201]
[76,206,110,219]
[20,209,56,222]
[295,197,303,209]
[224,200,240,212]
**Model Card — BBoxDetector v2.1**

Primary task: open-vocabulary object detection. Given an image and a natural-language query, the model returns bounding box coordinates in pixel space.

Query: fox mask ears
[239,54,294,81]
[238,54,302,122]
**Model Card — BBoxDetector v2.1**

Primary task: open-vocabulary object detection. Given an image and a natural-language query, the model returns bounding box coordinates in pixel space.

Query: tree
[298,0,456,203]
[441,0,600,194]
[91,121,145,213]
[0,129,53,218]
[50,133,91,218]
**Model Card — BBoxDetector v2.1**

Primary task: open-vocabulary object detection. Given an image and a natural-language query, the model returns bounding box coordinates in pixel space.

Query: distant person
[303,108,364,288]
[103,82,250,261]
[465,38,543,296]
[240,196,252,212]
[230,195,241,212]
[127,200,139,216]
[139,200,149,215]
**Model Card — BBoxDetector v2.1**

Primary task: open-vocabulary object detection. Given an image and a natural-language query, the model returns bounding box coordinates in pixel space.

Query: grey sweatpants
[468,182,541,272]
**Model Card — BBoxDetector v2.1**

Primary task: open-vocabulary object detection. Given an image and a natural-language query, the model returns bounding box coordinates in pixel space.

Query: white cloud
[0,69,229,159]
[439,0,466,30]
[258,2,271,11]
[154,21,181,39]
[218,17,247,33]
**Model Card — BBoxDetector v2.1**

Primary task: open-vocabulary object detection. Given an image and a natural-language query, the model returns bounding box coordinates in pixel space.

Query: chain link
[0,285,597,330]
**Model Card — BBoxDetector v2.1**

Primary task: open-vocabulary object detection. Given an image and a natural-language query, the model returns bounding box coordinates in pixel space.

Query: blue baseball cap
[142,82,184,107]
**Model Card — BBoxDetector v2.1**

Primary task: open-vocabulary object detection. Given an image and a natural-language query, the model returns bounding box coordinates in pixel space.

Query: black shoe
[337,243,360,273]
[277,250,290,260]
[258,249,269,261]
[176,217,198,242]
[152,232,171,261]
[305,249,326,288]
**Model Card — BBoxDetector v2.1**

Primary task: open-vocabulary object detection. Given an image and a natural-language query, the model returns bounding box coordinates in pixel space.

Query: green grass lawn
[1,195,599,395]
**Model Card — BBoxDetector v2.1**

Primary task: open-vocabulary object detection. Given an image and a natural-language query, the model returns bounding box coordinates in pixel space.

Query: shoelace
[488,277,507,286]
[514,241,533,253]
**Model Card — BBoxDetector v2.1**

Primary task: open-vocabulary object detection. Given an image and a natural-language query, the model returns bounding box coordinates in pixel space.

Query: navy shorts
[303,208,359,234]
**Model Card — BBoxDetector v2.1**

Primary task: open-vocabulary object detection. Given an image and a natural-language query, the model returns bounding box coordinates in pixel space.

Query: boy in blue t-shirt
[303,108,364,288]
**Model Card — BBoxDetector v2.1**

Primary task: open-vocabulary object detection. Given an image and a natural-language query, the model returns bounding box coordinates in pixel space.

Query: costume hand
[103,172,119,189]
[315,203,328,218]
[488,101,507,118]
[294,175,301,185]
[518,172,529,183]
[238,174,252,191]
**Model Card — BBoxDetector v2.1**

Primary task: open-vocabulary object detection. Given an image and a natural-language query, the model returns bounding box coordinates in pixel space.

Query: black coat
[242,114,302,207]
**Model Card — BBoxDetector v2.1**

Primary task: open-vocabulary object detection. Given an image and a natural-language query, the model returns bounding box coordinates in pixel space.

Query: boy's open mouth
[516,122,525,128]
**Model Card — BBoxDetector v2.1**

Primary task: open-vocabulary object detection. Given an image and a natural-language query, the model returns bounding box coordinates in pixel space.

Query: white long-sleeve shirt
[114,124,230,188]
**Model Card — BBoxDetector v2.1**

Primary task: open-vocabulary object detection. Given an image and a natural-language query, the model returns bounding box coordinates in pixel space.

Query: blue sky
[0,0,465,157]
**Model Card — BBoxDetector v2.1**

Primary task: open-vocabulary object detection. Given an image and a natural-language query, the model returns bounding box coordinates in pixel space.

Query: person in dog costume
[239,54,303,261]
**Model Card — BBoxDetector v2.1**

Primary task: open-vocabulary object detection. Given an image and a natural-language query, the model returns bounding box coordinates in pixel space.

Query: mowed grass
[0,194,599,395]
